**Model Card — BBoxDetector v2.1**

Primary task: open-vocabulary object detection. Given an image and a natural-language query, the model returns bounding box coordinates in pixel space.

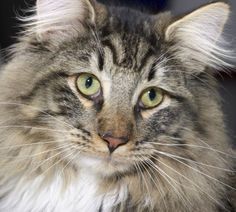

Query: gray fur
[0,1,235,211]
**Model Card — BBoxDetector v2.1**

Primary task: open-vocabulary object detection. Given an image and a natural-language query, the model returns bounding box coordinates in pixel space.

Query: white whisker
[0,125,71,133]
[29,143,75,176]
[153,150,236,191]
[0,139,71,150]
[150,155,229,211]
[0,101,75,129]
[0,143,72,159]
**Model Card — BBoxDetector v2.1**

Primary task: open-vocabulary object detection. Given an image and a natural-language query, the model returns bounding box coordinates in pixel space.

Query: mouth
[83,151,126,164]
[77,151,133,176]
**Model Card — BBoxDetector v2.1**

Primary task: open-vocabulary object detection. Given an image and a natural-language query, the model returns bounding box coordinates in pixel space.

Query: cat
[0,0,235,211]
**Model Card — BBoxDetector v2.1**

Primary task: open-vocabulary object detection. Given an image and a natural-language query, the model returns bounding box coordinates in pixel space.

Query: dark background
[0,0,235,143]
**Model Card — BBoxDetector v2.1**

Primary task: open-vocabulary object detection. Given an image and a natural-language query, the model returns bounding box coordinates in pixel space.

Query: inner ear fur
[28,0,107,46]
[165,2,233,70]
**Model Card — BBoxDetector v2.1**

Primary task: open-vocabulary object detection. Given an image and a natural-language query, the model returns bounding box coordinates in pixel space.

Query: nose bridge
[96,74,136,152]
[98,106,133,138]
[114,111,132,137]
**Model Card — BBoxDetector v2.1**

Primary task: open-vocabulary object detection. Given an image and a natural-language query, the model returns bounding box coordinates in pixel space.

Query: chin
[77,153,133,177]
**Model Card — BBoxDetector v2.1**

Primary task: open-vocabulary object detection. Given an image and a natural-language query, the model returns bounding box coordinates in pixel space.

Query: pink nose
[100,134,129,153]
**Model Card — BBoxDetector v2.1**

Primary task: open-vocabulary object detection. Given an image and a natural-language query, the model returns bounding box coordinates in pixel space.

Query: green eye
[139,87,164,109]
[76,73,101,98]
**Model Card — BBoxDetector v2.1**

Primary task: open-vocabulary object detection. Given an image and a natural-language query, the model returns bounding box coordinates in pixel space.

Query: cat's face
[20,27,181,177]
[1,0,232,178]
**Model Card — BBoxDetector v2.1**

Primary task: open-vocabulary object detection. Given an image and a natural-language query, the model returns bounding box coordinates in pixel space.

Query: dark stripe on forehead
[138,48,154,72]
[97,50,104,71]
[148,62,157,81]
[101,39,118,65]
[118,33,136,69]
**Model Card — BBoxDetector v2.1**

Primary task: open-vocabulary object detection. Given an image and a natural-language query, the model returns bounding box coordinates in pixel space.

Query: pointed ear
[28,0,107,46]
[165,2,233,70]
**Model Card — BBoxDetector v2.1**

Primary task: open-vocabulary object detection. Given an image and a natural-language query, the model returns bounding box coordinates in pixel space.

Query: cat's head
[1,0,233,178]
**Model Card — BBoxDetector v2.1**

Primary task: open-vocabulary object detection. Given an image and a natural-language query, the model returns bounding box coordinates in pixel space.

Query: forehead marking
[97,50,104,71]
[137,48,155,73]
[102,39,119,66]
[148,62,157,81]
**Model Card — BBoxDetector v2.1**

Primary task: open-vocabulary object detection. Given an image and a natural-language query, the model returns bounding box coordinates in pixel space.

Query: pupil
[85,77,93,88]
[149,89,156,101]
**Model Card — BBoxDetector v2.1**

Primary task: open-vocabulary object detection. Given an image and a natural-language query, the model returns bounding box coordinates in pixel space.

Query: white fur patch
[0,170,128,212]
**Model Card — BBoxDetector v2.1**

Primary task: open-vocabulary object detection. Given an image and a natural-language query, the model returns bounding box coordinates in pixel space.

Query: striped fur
[0,0,235,211]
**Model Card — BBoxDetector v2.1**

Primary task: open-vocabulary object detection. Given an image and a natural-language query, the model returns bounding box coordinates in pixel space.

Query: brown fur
[0,1,235,211]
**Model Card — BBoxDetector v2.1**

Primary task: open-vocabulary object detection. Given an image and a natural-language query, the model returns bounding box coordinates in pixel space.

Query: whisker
[150,155,230,212]
[59,148,80,178]
[178,127,234,160]
[136,157,156,208]
[0,143,73,159]
[153,150,236,191]
[144,142,234,172]
[131,160,151,206]
[29,144,75,175]
[133,158,152,204]
[166,132,231,165]
[36,150,77,178]
[137,156,174,210]
[142,159,168,209]
[150,149,235,172]
[0,139,73,150]
[0,101,75,129]
[147,141,236,159]
[142,156,192,207]
[0,125,72,133]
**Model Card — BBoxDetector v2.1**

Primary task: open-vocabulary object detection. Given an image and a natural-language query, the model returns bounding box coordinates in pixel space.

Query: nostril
[120,136,129,143]
[98,132,112,140]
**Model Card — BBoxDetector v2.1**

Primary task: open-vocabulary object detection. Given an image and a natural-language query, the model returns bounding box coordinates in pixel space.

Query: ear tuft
[165,2,234,70]
[22,0,102,46]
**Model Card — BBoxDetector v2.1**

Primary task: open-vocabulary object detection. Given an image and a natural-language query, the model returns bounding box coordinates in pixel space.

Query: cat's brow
[101,39,118,65]
[147,62,157,81]
[97,50,104,71]
[137,48,154,73]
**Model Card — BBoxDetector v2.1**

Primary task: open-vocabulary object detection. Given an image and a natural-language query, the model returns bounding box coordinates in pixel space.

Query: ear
[165,2,233,70]
[27,0,106,46]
